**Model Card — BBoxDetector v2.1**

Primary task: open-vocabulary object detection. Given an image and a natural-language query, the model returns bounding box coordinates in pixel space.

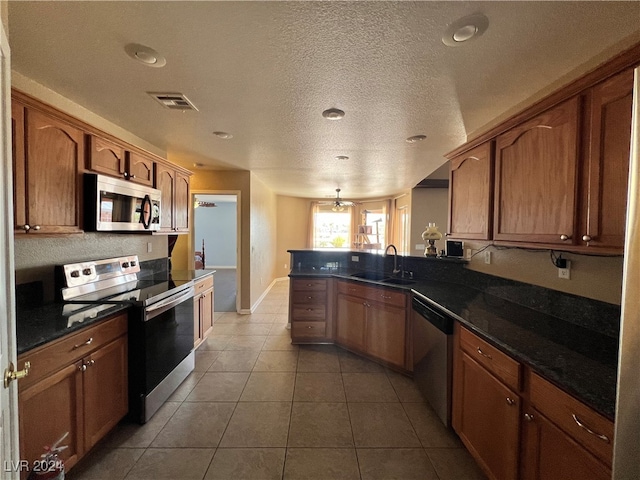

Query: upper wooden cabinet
[87,135,125,178]
[87,135,155,187]
[155,162,190,233]
[494,97,580,246]
[579,68,633,251]
[448,141,494,240]
[13,103,84,235]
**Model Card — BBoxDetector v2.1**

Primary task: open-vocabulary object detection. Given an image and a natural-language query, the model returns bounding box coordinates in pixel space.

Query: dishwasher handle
[412,296,454,335]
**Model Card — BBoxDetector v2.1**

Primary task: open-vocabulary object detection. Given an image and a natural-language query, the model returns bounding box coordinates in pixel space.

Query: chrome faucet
[384,244,402,276]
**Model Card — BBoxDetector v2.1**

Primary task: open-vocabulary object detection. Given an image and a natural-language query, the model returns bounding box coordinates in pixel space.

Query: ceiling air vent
[147,92,198,111]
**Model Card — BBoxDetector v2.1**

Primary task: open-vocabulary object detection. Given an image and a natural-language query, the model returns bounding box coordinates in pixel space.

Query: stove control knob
[83,268,92,276]
[122,262,130,268]
[70,270,80,278]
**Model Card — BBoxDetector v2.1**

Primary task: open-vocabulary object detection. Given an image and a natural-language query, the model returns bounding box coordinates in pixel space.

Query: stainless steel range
[57,255,195,424]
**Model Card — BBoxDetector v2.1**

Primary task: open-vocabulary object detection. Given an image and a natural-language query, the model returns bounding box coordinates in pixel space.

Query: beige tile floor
[68,279,486,480]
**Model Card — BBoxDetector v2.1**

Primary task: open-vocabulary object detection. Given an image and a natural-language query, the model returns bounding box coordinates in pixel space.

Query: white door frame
[0,20,21,480]
[191,189,241,313]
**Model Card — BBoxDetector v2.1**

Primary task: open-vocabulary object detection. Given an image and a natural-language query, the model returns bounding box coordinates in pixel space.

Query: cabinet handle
[21,224,30,232]
[32,225,41,231]
[524,413,534,422]
[572,414,610,443]
[307,326,313,329]
[582,235,592,242]
[73,337,93,350]
[506,397,515,406]
[380,295,392,299]
[129,174,136,179]
[79,364,87,372]
[560,234,571,241]
[307,296,313,300]
[306,308,313,312]
[84,359,95,368]
[476,347,492,360]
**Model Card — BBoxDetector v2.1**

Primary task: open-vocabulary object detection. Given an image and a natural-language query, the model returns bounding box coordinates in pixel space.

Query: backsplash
[288,249,621,339]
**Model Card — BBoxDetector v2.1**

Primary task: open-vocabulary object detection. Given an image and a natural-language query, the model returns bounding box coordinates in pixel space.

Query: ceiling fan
[319,188,360,212]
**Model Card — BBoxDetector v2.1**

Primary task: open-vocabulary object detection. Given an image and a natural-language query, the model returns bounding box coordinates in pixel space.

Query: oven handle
[144,287,194,321]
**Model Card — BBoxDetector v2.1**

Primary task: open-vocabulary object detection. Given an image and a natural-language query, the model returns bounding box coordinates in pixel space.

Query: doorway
[193,192,239,312]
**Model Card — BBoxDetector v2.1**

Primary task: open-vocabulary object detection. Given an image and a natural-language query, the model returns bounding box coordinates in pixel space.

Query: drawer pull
[306,308,313,312]
[477,347,492,360]
[380,295,392,299]
[307,296,313,300]
[349,288,357,292]
[572,414,610,443]
[524,413,534,422]
[506,397,515,406]
[306,283,313,287]
[73,337,94,350]
[307,326,313,329]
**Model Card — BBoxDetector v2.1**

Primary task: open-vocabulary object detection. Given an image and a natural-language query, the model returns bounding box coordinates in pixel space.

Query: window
[311,204,352,248]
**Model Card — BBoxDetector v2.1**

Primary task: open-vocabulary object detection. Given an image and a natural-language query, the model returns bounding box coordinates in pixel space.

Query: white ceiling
[7,1,640,200]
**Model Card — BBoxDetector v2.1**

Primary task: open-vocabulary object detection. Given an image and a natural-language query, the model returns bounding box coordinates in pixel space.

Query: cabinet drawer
[292,305,326,321]
[292,290,327,305]
[18,313,128,391]
[337,281,407,308]
[195,275,214,294]
[459,326,521,391]
[530,372,614,466]
[292,321,327,338]
[292,279,327,292]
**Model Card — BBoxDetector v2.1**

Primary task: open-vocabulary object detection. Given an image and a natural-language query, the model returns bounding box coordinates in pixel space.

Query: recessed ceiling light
[335,155,349,161]
[213,131,233,139]
[406,135,427,143]
[124,43,166,67]
[322,108,345,120]
[442,13,489,47]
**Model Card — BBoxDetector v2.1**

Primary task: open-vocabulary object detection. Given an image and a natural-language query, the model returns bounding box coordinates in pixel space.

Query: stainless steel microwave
[84,173,161,232]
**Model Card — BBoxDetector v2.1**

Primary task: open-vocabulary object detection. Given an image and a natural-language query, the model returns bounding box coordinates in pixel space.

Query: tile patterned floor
[68,279,486,480]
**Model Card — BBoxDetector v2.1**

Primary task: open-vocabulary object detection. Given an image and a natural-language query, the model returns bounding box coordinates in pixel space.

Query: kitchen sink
[350,271,389,281]
[383,277,416,285]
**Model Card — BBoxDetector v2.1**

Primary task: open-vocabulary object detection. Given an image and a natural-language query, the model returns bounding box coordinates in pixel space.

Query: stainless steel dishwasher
[411,294,454,426]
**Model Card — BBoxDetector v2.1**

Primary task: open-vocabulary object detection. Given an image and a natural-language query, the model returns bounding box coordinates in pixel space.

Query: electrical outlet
[351,255,359,262]
[465,248,472,259]
[284,263,288,270]
[485,251,491,264]
[147,242,152,253]
[558,260,571,280]
[415,244,425,251]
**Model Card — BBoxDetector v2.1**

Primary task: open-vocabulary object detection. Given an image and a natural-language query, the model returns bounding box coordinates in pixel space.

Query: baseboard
[237,276,289,314]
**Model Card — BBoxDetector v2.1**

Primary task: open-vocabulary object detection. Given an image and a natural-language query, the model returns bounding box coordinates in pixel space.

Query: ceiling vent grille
[147,92,198,111]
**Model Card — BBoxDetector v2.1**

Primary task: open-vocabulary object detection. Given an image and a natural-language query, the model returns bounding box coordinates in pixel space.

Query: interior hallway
[67,279,486,480]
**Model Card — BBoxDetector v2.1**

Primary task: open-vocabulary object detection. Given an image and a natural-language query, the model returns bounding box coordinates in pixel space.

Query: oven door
[129,286,195,423]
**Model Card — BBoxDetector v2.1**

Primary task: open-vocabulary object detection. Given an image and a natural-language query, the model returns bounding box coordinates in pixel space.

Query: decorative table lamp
[421,223,443,257]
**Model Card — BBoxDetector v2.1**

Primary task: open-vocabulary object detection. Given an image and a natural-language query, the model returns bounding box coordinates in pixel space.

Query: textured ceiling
[8,1,640,199]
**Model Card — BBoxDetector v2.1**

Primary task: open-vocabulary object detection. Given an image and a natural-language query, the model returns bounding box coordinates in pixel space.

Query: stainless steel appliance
[84,173,161,232]
[411,293,454,426]
[58,255,195,424]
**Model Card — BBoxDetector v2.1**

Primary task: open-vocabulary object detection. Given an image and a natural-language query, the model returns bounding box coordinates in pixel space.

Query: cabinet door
[19,361,84,472]
[83,335,128,450]
[174,172,190,232]
[454,351,520,480]
[494,97,579,245]
[25,109,85,234]
[87,135,125,179]
[521,409,611,480]
[12,101,27,233]
[365,301,406,367]
[448,141,494,240]
[201,287,214,339]
[155,164,176,232]
[335,294,366,351]
[582,69,633,251]
[126,151,154,186]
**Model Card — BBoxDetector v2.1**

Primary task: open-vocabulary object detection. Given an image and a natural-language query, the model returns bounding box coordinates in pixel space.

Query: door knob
[4,361,31,388]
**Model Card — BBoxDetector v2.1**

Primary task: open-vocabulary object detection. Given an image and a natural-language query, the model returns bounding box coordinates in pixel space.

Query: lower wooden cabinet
[452,323,614,480]
[194,275,215,348]
[290,278,331,342]
[334,280,408,369]
[453,350,520,480]
[17,313,128,473]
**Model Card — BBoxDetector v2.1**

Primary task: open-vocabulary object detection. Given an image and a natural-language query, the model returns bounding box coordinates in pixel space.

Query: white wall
[194,201,237,268]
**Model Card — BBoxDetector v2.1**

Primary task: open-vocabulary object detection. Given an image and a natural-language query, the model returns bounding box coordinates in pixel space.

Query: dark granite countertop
[16,302,131,355]
[289,268,618,420]
[169,269,216,281]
